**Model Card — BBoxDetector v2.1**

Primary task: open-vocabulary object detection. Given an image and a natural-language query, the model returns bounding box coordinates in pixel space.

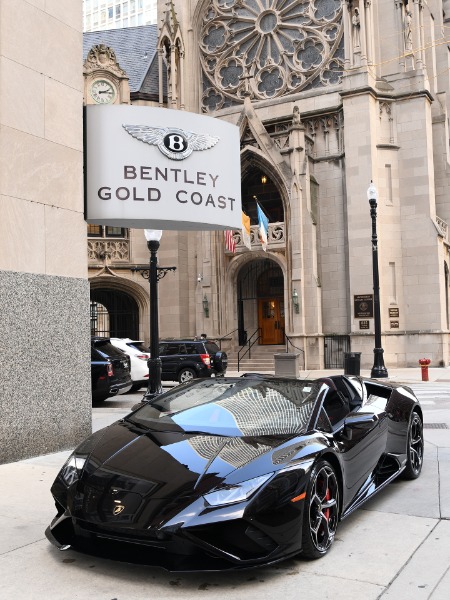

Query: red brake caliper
[324,488,331,521]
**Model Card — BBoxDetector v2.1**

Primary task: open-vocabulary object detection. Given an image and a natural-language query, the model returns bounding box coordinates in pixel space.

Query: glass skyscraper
[83,0,157,31]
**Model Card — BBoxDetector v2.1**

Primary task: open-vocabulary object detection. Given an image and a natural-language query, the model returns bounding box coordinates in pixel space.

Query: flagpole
[252,195,270,220]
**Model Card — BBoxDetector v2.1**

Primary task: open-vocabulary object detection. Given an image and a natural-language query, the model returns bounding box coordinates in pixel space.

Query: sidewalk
[0,368,449,599]
[230,365,450,383]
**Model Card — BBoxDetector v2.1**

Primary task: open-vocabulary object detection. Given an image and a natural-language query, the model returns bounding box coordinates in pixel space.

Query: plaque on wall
[354,295,374,318]
[390,320,399,328]
[359,320,370,329]
[389,307,399,318]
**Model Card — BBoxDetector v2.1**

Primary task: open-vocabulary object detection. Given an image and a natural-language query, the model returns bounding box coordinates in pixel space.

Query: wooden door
[258,298,285,344]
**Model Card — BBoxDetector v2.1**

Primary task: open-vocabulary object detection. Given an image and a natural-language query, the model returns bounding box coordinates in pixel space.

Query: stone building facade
[1,1,90,463]
[84,0,450,372]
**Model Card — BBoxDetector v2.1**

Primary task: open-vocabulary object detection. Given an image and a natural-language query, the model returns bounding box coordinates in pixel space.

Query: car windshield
[204,341,220,354]
[94,340,126,358]
[127,341,149,353]
[127,378,323,437]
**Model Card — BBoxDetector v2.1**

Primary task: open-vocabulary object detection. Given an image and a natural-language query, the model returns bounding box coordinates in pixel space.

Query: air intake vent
[423,423,449,429]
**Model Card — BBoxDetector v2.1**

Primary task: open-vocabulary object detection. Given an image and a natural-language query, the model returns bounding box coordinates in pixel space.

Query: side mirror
[345,412,378,426]
[339,412,378,441]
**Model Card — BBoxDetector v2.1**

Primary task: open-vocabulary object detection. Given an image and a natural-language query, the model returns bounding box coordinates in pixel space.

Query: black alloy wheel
[302,460,339,559]
[178,367,197,383]
[402,411,424,480]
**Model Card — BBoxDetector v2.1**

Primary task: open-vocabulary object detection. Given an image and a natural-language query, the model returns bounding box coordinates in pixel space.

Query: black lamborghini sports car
[46,374,424,571]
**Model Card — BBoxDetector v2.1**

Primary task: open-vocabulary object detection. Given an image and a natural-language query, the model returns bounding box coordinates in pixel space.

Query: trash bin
[344,352,361,376]
[274,353,300,377]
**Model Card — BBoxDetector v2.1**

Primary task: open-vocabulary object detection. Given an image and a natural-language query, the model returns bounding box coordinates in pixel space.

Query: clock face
[90,79,116,104]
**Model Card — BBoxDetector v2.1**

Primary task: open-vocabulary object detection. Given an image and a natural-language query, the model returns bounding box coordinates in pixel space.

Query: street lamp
[131,231,176,403]
[143,229,163,402]
[367,182,388,378]
[292,288,299,314]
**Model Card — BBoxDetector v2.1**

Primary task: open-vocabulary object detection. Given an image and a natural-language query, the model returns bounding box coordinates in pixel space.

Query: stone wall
[0,1,90,463]
[0,272,91,464]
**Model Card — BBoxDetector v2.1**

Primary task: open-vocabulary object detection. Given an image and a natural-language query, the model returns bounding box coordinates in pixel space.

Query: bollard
[419,358,431,382]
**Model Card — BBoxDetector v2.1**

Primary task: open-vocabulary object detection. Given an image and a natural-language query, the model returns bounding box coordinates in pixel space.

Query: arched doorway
[237,259,285,345]
[90,288,139,339]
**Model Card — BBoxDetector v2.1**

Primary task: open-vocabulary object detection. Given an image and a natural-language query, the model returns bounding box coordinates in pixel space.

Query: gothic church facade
[86,0,450,369]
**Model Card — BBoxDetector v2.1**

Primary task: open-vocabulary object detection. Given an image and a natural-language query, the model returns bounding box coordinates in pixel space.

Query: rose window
[200,0,344,111]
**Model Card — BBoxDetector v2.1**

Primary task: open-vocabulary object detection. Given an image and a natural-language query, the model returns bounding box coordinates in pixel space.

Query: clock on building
[90,79,116,104]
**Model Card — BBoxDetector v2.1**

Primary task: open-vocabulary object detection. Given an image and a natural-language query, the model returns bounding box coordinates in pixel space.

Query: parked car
[46,374,423,571]
[158,338,227,383]
[110,338,150,392]
[91,337,132,403]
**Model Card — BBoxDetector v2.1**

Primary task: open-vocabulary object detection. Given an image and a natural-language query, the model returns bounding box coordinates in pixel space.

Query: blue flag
[257,203,269,251]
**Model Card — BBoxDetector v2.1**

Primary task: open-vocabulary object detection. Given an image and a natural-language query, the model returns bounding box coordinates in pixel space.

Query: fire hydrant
[419,358,431,382]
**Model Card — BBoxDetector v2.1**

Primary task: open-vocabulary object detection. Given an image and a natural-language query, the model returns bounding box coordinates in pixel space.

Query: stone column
[412,0,423,70]
[358,0,368,66]
[395,0,405,70]
[343,0,351,70]
[158,48,164,106]
[364,0,374,66]
[179,49,185,110]
[170,43,178,107]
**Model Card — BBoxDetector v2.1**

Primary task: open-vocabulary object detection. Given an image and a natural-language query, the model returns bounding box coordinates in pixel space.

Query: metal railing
[324,335,350,369]
[285,333,306,370]
[215,328,238,350]
[237,328,261,372]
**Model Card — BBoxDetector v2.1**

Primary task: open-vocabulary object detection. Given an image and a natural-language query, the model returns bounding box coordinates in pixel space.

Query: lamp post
[140,229,177,402]
[367,182,388,378]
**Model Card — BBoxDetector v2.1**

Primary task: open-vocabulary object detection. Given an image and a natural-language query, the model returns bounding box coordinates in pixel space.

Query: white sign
[85,106,242,230]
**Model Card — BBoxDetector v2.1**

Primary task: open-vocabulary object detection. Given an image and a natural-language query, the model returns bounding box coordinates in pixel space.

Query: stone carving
[404,10,413,52]
[88,240,130,262]
[352,8,361,49]
[227,222,286,251]
[83,44,127,77]
[200,0,344,111]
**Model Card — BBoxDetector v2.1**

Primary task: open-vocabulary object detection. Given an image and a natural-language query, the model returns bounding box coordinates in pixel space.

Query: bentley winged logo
[122,124,219,161]
[113,505,125,515]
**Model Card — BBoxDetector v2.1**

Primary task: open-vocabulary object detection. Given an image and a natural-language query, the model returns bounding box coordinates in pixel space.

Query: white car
[110,338,150,392]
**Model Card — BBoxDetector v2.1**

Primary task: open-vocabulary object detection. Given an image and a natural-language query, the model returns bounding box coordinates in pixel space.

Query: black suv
[91,337,132,403]
[159,339,227,383]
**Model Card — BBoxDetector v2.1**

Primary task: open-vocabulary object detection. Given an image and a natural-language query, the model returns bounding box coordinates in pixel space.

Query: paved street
[1,372,450,599]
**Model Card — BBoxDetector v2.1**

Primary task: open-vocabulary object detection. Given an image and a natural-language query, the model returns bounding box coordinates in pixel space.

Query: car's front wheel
[178,368,196,383]
[402,411,424,480]
[302,460,339,559]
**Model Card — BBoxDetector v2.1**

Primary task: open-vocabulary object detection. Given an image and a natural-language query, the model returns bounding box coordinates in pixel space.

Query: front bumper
[45,508,301,572]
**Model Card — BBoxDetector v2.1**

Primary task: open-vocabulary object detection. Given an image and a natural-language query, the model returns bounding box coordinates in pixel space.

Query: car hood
[79,420,296,500]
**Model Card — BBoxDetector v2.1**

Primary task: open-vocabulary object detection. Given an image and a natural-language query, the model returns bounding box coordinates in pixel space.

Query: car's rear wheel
[402,411,424,480]
[178,368,196,383]
[302,460,339,559]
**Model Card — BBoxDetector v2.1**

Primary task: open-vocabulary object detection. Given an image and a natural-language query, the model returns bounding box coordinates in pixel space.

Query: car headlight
[204,474,273,507]
[59,454,86,487]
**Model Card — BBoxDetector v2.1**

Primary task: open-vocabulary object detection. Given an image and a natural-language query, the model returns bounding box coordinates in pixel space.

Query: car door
[332,380,390,504]
[159,343,186,380]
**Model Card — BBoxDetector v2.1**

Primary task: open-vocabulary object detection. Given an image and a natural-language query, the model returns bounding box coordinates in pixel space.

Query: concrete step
[225,345,287,373]
[226,346,286,372]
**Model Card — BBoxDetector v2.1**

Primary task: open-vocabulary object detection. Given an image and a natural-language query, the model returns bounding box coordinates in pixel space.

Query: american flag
[224,230,236,253]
